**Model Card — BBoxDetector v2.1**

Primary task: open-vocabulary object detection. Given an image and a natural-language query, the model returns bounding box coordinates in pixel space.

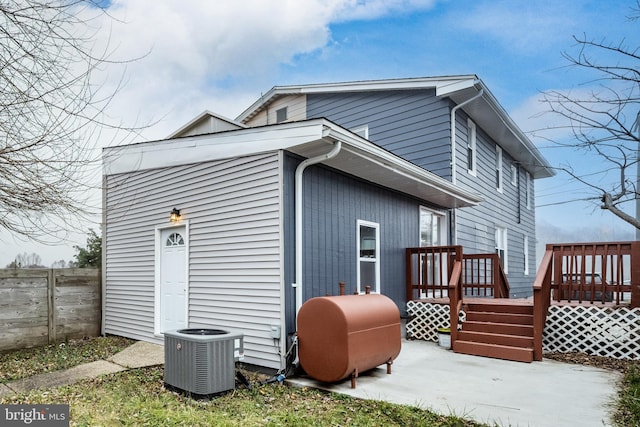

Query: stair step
[466,302,533,315]
[463,320,534,337]
[465,311,533,325]
[457,330,534,348]
[454,340,534,363]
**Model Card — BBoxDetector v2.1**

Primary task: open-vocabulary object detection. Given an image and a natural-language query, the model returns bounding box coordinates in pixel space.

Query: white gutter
[294,139,343,318]
[450,87,484,186]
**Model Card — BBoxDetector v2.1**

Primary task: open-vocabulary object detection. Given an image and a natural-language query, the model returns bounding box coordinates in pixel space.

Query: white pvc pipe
[294,140,342,318]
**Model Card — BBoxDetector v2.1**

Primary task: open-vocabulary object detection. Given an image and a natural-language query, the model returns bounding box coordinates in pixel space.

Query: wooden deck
[406,242,640,362]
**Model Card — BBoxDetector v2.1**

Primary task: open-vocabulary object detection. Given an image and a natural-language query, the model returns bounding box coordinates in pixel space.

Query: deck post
[631,242,640,308]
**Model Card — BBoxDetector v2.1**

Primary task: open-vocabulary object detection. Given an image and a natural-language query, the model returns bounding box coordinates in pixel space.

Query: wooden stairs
[454,299,535,363]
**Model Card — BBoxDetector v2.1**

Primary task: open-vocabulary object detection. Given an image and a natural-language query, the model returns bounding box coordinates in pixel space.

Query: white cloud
[1,0,442,266]
[75,0,439,141]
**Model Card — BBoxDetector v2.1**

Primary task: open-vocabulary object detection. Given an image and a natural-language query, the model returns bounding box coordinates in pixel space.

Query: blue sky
[1,0,638,266]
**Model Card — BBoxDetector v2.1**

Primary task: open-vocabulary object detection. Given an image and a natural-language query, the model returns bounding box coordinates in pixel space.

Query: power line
[536,197,596,208]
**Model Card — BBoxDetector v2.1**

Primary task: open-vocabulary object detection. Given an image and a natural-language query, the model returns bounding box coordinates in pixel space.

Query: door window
[495,226,508,274]
[419,208,447,297]
[420,208,445,246]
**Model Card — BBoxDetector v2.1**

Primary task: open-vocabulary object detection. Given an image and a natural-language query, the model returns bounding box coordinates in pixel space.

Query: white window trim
[525,171,531,209]
[351,125,369,139]
[356,219,380,294]
[495,226,508,274]
[467,118,477,176]
[496,146,503,193]
[523,235,530,276]
[419,206,446,246]
[510,164,517,186]
[154,221,190,336]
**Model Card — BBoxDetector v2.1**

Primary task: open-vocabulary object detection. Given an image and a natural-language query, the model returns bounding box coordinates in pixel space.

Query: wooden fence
[0,268,101,352]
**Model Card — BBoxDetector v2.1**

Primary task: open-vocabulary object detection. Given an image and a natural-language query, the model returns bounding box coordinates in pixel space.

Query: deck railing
[406,247,509,301]
[549,242,640,305]
[448,258,463,346]
[462,253,510,298]
[406,246,509,351]
[405,246,462,301]
[532,241,640,361]
[532,249,553,361]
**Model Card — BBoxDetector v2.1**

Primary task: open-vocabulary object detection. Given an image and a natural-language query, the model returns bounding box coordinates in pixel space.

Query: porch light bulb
[170,208,181,222]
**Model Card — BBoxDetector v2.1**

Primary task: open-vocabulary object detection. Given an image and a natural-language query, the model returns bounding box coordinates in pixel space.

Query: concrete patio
[287,339,621,427]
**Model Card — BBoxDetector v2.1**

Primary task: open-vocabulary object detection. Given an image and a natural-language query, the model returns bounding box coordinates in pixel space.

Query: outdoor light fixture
[170,208,181,222]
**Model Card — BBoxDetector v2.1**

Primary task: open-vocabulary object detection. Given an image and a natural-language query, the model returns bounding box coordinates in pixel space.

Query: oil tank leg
[386,358,393,374]
[350,368,358,389]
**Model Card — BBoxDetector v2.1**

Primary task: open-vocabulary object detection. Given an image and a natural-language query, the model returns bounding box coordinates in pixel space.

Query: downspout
[294,139,342,318]
[450,87,484,244]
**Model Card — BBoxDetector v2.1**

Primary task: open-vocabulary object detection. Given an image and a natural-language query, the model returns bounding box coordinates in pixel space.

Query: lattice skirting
[406,301,465,341]
[407,301,640,360]
[544,305,640,360]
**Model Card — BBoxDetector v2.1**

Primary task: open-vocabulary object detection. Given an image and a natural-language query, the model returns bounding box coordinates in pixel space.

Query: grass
[0,336,134,383]
[2,366,484,426]
[0,337,488,427]
[612,364,640,427]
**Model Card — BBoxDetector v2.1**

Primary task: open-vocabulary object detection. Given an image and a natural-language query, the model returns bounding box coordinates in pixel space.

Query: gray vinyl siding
[306,90,453,179]
[306,89,537,295]
[104,152,283,369]
[282,153,427,334]
[454,112,536,297]
[246,95,307,126]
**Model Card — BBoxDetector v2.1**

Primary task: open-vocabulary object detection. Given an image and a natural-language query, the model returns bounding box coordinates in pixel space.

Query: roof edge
[235,75,479,123]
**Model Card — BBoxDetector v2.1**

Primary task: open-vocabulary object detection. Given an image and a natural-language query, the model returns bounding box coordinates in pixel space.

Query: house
[234,76,555,296]
[101,76,553,370]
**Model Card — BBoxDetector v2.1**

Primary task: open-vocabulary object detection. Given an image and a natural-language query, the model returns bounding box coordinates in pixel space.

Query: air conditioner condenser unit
[164,328,244,397]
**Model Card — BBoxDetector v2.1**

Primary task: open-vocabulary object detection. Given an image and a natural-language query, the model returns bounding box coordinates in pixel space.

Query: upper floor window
[510,163,517,186]
[276,107,288,123]
[525,171,531,209]
[496,146,503,193]
[467,119,477,176]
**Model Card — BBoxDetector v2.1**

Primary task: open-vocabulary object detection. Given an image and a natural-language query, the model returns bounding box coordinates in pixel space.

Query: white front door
[159,226,187,333]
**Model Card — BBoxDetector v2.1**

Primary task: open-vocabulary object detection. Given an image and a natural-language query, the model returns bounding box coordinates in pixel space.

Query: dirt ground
[545,352,638,372]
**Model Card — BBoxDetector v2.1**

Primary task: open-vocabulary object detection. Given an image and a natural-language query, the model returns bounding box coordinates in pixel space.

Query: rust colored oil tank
[297,294,401,386]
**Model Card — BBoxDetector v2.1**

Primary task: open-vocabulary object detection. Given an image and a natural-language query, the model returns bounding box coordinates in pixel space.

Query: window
[495,226,508,274]
[525,171,531,209]
[357,220,380,293]
[165,233,185,247]
[467,119,477,176]
[276,107,288,123]
[420,207,445,246]
[351,125,369,139]
[419,208,447,297]
[523,235,529,276]
[496,146,503,192]
[510,164,517,186]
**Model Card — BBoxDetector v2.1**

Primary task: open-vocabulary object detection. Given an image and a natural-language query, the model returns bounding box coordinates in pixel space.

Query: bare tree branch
[0,1,147,241]
[540,3,640,231]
